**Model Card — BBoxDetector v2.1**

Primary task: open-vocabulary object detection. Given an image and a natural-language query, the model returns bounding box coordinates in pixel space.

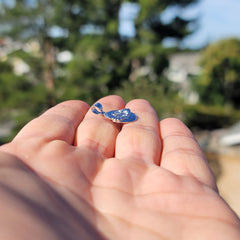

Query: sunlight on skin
[0,95,240,240]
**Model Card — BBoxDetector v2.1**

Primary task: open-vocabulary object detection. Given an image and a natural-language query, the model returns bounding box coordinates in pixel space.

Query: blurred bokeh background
[1,0,240,216]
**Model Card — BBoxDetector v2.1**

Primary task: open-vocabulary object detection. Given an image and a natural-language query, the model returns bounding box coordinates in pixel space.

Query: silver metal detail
[91,103,137,123]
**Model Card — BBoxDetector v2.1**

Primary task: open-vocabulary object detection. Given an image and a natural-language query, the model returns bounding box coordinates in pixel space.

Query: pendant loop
[91,102,104,115]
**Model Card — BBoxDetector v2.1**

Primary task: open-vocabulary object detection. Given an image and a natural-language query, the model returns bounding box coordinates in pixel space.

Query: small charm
[91,102,137,123]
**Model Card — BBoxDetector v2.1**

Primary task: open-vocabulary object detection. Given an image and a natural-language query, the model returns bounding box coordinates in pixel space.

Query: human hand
[1,95,240,240]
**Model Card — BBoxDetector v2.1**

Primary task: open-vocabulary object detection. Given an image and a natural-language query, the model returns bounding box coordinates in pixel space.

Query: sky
[119,0,240,49]
[181,0,240,48]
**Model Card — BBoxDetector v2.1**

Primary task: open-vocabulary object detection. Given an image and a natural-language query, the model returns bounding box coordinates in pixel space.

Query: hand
[1,95,240,240]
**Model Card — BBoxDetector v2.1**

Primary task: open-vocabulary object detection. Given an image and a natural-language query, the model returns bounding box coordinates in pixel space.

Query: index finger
[13,100,89,145]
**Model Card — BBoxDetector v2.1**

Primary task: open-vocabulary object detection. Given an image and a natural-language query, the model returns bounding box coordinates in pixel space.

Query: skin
[0,95,240,240]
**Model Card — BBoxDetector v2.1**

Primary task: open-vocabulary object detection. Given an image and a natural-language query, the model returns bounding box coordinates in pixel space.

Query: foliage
[0,0,87,49]
[183,103,240,129]
[0,0,92,107]
[59,35,130,104]
[0,60,48,141]
[0,0,198,142]
[194,38,240,107]
[0,60,45,111]
[114,77,184,120]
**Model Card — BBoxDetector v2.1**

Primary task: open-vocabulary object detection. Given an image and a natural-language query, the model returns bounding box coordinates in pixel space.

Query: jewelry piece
[91,102,137,123]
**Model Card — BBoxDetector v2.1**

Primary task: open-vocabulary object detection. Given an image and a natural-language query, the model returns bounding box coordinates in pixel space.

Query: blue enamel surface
[92,102,104,114]
[105,109,137,123]
[92,108,102,114]
[120,112,137,122]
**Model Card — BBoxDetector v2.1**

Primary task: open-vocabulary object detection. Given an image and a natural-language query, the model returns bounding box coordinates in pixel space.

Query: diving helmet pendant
[91,102,137,123]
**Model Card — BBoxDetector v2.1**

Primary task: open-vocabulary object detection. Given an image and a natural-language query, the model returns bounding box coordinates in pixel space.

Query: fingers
[115,99,161,165]
[159,118,217,190]
[13,100,89,145]
[75,95,126,158]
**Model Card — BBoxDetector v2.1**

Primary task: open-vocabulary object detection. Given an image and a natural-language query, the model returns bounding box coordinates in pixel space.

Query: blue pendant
[91,103,137,123]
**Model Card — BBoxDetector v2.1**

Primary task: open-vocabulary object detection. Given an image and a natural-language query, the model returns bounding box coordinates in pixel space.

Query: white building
[165,52,201,104]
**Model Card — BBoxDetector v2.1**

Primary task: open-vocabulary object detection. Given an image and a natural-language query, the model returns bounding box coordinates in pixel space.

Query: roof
[220,121,240,146]
[165,52,201,83]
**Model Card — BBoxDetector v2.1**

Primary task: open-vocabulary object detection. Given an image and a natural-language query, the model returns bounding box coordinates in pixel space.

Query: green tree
[114,77,184,119]
[63,0,199,103]
[0,0,88,107]
[0,0,198,97]
[0,0,199,131]
[0,59,48,141]
[196,38,240,107]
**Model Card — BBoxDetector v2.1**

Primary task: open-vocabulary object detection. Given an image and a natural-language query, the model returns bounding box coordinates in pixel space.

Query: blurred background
[1,0,240,216]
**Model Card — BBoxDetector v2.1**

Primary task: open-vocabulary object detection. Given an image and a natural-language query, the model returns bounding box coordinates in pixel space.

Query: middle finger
[115,99,161,165]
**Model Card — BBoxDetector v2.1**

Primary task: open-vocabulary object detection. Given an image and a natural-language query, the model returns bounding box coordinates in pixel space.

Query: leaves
[197,38,240,107]
[0,0,198,141]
